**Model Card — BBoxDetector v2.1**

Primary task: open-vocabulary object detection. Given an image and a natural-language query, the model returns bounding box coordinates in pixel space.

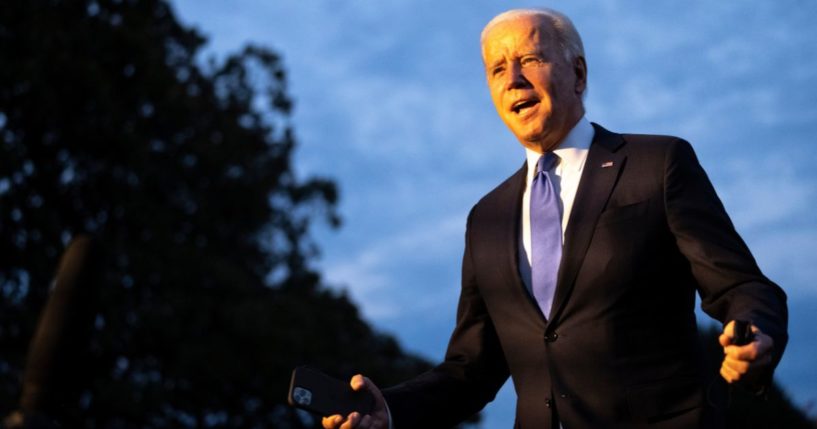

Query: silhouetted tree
[698,325,816,428]
[0,0,443,427]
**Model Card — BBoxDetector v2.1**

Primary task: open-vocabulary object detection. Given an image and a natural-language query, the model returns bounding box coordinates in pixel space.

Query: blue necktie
[531,153,562,319]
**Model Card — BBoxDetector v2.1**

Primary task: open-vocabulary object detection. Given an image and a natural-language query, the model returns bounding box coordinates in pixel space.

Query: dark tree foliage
[0,0,440,427]
[698,326,816,428]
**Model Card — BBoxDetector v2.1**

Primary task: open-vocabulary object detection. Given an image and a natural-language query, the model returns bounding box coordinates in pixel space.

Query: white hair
[481,8,585,63]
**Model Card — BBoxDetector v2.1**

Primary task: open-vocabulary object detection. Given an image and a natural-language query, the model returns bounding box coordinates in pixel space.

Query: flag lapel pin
[601,161,614,168]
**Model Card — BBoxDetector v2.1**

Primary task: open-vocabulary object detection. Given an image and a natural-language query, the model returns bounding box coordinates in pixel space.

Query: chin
[513,120,550,141]
[520,130,559,151]
[519,142,544,153]
[519,128,547,143]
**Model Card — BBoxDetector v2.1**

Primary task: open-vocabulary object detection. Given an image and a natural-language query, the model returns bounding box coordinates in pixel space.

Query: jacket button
[544,332,559,342]
[545,398,552,408]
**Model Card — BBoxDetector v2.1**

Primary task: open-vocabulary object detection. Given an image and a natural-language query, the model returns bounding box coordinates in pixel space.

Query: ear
[573,56,587,95]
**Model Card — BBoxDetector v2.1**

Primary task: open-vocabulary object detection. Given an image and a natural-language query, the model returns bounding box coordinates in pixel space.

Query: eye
[521,56,542,66]
[490,65,505,76]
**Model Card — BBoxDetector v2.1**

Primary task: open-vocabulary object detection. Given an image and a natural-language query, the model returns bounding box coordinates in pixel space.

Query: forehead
[481,16,557,60]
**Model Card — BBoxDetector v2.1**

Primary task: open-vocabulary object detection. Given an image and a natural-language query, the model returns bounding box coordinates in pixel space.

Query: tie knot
[537,153,559,174]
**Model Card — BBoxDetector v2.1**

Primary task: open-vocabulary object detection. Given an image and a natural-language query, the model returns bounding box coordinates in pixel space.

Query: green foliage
[0,0,435,427]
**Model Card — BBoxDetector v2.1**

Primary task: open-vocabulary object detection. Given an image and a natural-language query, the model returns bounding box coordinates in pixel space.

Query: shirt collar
[525,116,594,176]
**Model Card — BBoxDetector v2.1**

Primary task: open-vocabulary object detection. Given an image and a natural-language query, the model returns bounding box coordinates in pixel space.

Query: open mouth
[511,99,539,114]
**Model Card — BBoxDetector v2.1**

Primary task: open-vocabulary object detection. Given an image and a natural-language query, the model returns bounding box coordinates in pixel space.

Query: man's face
[482,16,586,153]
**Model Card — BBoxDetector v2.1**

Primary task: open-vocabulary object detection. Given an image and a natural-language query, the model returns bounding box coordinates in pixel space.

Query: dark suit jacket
[383,124,788,428]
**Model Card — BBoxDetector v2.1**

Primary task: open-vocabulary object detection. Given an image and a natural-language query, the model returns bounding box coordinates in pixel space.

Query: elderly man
[323,8,787,429]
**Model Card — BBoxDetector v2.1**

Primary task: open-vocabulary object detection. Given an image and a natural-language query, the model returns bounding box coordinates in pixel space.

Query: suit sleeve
[663,139,788,377]
[382,209,509,428]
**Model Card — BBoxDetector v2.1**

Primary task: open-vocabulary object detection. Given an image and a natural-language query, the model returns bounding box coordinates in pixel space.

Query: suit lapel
[494,163,549,326]
[548,124,626,325]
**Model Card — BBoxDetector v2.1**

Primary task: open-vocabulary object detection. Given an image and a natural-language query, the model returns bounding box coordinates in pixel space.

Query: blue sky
[172,1,817,425]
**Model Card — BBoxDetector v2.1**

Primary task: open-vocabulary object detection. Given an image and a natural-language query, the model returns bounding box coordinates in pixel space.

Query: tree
[0,0,444,427]
[697,326,816,428]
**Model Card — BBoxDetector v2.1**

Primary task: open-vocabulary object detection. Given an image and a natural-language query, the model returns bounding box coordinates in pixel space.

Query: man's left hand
[718,320,774,384]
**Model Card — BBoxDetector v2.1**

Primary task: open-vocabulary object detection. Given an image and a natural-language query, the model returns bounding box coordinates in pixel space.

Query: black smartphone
[732,320,755,346]
[287,366,375,417]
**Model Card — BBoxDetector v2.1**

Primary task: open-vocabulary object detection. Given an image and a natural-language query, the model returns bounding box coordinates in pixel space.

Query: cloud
[716,157,817,296]
[718,156,816,229]
[323,213,466,321]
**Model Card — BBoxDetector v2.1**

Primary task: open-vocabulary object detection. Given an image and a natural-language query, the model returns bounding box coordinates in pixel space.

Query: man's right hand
[322,374,389,429]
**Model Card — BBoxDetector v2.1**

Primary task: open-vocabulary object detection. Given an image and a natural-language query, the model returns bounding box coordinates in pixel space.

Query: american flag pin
[601,161,614,168]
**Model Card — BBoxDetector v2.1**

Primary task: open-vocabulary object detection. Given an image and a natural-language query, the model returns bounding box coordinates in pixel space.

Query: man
[323,8,787,429]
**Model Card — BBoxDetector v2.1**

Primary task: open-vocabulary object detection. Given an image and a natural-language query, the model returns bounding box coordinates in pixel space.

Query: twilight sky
[172,1,817,425]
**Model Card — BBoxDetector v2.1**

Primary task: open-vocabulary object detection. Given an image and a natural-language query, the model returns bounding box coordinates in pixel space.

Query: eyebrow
[520,49,545,58]
[485,50,543,69]
[486,59,505,70]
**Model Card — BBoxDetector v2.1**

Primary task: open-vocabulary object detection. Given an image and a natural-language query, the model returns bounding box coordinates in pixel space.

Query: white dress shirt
[518,117,594,292]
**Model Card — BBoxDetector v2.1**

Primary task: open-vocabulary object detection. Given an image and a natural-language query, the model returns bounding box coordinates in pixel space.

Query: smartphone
[287,366,375,417]
[732,320,755,346]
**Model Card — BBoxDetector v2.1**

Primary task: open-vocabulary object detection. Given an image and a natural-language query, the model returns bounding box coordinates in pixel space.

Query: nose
[505,62,530,91]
